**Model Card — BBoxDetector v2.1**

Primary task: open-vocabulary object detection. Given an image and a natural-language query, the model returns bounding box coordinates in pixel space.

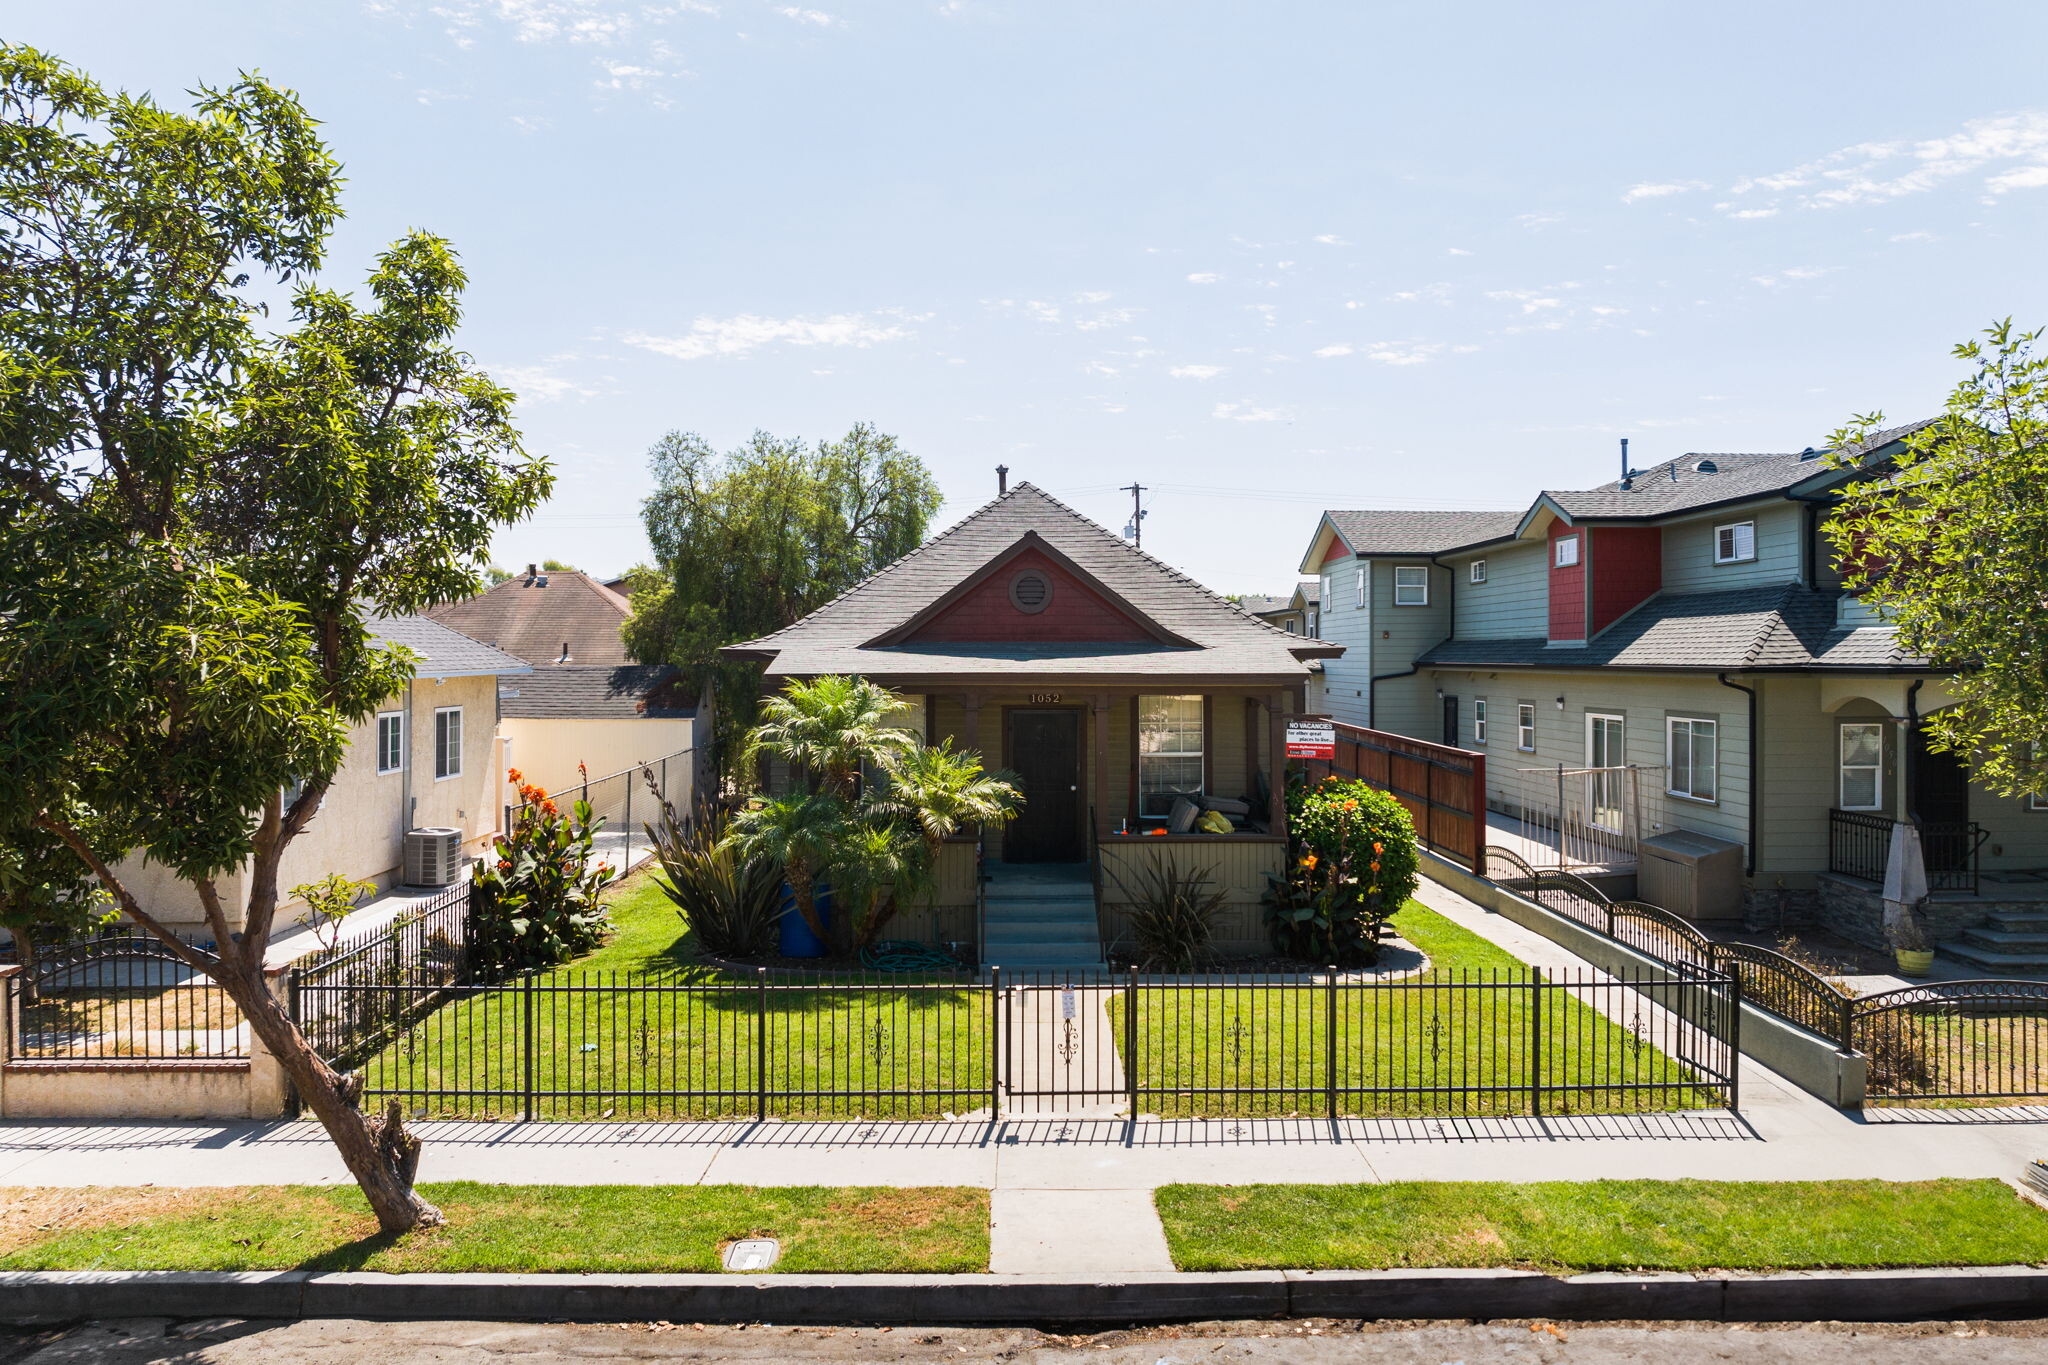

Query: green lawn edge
[0,1183,989,1274]
[1154,1179,2048,1273]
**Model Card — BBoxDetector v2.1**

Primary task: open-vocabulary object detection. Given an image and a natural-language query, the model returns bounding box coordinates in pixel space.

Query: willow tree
[0,48,550,1232]
[1825,319,2048,799]
[621,424,942,763]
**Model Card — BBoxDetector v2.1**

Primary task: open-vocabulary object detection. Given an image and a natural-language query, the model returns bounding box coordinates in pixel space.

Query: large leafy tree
[1825,319,2048,799]
[621,424,942,763]
[0,48,550,1232]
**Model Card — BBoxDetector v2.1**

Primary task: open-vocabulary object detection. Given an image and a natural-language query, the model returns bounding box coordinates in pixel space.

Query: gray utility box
[1638,828,1745,922]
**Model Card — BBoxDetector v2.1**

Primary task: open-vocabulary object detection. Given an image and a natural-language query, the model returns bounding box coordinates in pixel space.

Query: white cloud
[1314,233,1349,245]
[1446,247,1474,256]
[1725,207,1779,219]
[1185,272,1221,284]
[495,357,601,402]
[1730,110,2048,206]
[1212,401,1289,423]
[1169,364,1225,380]
[1515,211,1564,228]
[1890,230,1937,242]
[595,60,673,91]
[509,114,553,133]
[1074,290,1113,304]
[1622,180,1709,203]
[775,5,838,24]
[1364,341,1446,366]
[1074,306,1138,331]
[1750,266,1834,288]
[623,310,921,360]
[1588,305,1629,316]
[1313,344,1354,358]
[1486,289,1562,314]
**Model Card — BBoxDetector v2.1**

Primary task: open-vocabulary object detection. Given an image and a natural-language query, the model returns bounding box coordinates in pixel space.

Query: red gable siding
[1547,519,1586,641]
[1589,526,1663,635]
[906,547,1155,643]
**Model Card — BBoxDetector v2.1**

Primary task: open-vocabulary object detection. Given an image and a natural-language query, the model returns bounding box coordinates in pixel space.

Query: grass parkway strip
[1154,1179,2048,1273]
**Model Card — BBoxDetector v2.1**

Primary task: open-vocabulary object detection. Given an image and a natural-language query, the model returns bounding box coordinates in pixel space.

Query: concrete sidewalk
[6,876,2044,1275]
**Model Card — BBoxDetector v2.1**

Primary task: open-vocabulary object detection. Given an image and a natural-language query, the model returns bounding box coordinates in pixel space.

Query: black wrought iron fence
[301,962,1737,1122]
[291,883,474,1068]
[506,749,693,878]
[4,937,246,1060]
[1849,980,2048,1106]
[1828,809,1983,894]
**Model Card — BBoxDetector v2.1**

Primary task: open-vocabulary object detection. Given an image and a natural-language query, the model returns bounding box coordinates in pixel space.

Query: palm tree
[724,793,843,947]
[873,740,1023,863]
[831,819,929,954]
[743,675,918,800]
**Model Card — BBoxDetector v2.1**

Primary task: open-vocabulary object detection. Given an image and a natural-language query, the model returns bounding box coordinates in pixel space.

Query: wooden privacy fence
[1298,721,1485,870]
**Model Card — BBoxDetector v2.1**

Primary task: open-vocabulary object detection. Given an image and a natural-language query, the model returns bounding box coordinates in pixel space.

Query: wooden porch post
[1267,690,1289,838]
[1093,692,1112,837]
[960,692,981,753]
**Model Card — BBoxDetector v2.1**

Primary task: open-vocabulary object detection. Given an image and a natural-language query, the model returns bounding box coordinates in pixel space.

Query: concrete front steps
[981,862,1103,973]
[1940,908,2048,973]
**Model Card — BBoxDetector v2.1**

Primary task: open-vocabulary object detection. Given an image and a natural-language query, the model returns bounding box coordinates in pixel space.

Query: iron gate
[1849,980,2048,1107]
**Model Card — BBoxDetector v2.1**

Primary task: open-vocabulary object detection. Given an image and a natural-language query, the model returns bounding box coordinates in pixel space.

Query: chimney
[1618,438,1631,491]
[996,464,1009,496]
[525,562,538,582]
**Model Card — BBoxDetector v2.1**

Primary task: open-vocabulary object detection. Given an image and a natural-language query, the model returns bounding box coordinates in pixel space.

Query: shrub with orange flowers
[470,768,614,976]
[1261,776,1418,966]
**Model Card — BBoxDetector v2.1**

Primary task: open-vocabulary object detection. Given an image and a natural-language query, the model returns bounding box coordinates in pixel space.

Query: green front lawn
[1155,1179,2048,1272]
[1119,901,1720,1118]
[0,1183,989,1273]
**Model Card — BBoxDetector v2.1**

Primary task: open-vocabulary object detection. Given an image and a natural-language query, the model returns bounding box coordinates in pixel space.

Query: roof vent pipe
[1618,437,1631,490]
[996,464,1009,495]
[557,641,571,663]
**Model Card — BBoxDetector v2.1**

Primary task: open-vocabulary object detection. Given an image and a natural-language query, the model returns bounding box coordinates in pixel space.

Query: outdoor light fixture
[1555,696,1566,709]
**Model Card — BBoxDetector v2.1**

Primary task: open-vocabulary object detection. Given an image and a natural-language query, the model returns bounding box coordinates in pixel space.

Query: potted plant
[1885,900,1935,978]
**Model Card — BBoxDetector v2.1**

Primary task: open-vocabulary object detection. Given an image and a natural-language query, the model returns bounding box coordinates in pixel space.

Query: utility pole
[1121,482,1148,550]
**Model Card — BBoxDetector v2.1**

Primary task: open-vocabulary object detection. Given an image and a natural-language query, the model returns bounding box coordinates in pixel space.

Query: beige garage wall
[501,716,698,798]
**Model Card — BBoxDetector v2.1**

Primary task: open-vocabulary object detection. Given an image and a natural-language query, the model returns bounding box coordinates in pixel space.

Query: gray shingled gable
[1416,584,1925,672]
[726,483,1336,681]
[497,664,692,719]
[1323,509,1525,556]
[370,613,533,678]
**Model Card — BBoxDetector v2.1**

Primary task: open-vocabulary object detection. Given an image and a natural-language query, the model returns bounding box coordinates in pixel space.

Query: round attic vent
[1009,569,1052,614]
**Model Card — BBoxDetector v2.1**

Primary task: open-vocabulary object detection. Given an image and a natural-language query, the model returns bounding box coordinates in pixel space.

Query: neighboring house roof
[497,664,694,720]
[1295,579,1321,605]
[370,613,533,678]
[1238,594,1294,617]
[426,567,633,667]
[1322,509,1526,556]
[725,483,1339,682]
[1416,584,1925,673]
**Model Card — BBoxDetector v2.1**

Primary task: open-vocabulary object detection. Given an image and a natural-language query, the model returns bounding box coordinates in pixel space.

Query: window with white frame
[1393,565,1429,606]
[1137,694,1204,817]
[1355,565,1366,608]
[1517,702,1536,751]
[1307,609,1319,637]
[1474,699,1488,744]
[1839,722,1883,810]
[376,712,404,774]
[1554,535,1580,568]
[1715,520,1757,564]
[1666,716,1718,802]
[1470,559,1487,583]
[435,706,464,780]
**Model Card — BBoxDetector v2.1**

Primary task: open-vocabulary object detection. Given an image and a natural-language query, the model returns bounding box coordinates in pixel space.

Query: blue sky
[21,2,2048,592]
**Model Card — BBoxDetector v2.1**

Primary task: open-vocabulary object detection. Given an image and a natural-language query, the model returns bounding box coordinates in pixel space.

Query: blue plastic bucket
[777,880,834,958]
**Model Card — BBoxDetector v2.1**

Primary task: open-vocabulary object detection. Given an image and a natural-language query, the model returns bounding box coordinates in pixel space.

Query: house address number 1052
[1028,692,1061,705]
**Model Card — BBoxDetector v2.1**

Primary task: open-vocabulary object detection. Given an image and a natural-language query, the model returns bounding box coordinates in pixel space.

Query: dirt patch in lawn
[0,1188,230,1255]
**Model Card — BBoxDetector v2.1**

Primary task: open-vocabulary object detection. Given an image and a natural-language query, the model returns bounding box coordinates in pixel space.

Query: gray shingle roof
[426,569,633,667]
[1238,594,1294,616]
[370,614,533,678]
[1324,509,1525,555]
[496,665,693,719]
[1416,585,1926,672]
[725,483,1337,682]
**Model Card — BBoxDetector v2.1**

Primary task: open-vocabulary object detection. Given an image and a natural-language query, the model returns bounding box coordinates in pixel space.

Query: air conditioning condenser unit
[403,826,465,888]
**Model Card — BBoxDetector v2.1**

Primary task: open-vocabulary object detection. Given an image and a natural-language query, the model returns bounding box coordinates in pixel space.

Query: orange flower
[497,859,512,872]
[1342,799,1359,811]
[1301,853,1319,870]
[1373,841,1384,855]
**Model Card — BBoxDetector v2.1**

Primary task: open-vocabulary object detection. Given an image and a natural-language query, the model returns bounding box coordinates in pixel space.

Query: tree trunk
[789,860,830,944]
[230,971,443,1235]
[14,930,40,1008]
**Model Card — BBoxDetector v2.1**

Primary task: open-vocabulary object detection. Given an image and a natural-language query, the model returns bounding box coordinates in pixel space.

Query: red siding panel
[1547,519,1586,641]
[907,547,1154,643]
[1588,525,1663,635]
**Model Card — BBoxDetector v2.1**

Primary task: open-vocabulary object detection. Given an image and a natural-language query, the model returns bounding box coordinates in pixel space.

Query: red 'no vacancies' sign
[1285,719,1337,760]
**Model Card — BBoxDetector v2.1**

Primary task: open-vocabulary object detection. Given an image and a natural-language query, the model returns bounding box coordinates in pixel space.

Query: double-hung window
[1516,703,1536,752]
[1554,535,1579,568]
[1473,699,1488,744]
[1666,717,1718,802]
[1839,722,1883,810]
[1715,520,1757,564]
[1137,695,1204,817]
[1469,559,1487,584]
[434,706,464,780]
[376,712,405,775]
[1392,565,1429,606]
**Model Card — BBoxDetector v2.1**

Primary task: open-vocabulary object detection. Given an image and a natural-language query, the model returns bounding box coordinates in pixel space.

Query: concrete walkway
[6,876,2044,1275]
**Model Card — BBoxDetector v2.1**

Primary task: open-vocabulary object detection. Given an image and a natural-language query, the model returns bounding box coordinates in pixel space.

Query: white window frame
[1714,520,1757,565]
[1355,565,1366,608]
[1473,699,1488,744]
[375,711,405,775]
[1516,702,1536,752]
[1838,721,1884,811]
[434,705,464,781]
[1665,716,1719,803]
[1307,609,1319,638]
[1136,694,1205,818]
[1392,565,1429,606]
[1585,712,1627,833]
[1554,535,1580,568]
[1469,559,1487,584]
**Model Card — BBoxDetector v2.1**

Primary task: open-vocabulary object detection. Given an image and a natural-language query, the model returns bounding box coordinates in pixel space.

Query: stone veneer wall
[1813,873,2005,949]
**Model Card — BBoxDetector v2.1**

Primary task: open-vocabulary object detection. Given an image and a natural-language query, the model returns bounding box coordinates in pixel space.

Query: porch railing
[1828,809,1983,895]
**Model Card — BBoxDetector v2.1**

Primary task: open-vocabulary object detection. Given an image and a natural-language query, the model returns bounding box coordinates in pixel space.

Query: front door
[1586,713,1625,832]
[1910,725,1972,872]
[1005,709,1084,862]
[1441,695,1460,747]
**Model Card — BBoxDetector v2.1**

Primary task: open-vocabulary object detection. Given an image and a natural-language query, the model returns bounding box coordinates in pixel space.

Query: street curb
[5,1266,2048,1324]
